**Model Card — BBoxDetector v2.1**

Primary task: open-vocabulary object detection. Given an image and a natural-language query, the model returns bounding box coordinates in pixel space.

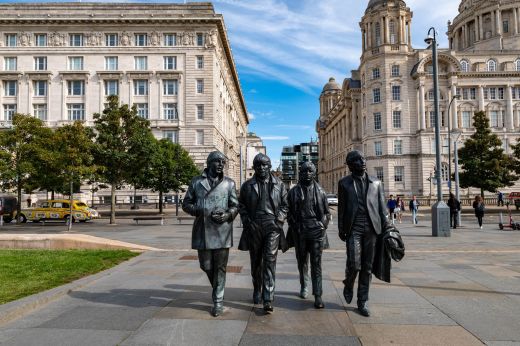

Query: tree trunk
[68,179,73,232]
[110,184,116,224]
[159,190,163,214]
[51,190,55,199]
[481,188,484,198]
[16,178,22,225]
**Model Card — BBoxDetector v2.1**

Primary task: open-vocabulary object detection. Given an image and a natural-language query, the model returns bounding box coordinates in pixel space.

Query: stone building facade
[317,0,520,197]
[0,2,248,196]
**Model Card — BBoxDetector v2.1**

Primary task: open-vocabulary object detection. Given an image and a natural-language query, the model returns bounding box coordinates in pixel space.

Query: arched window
[375,22,381,46]
[487,59,497,72]
[515,59,520,72]
[389,20,396,44]
[441,163,449,182]
[460,60,469,72]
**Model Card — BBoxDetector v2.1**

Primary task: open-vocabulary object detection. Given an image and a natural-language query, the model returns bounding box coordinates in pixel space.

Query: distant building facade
[317,0,520,196]
[281,141,319,188]
[0,2,248,202]
[243,132,266,182]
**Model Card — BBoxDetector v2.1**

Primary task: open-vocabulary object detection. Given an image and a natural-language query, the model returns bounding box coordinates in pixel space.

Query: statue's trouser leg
[262,221,280,303]
[294,233,310,291]
[357,227,377,304]
[211,248,229,305]
[249,227,264,296]
[198,249,214,285]
[309,239,323,296]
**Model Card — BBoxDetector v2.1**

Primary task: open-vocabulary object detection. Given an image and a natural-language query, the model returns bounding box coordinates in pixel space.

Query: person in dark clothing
[472,195,485,229]
[338,150,394,317]
[386,195,397,224]
[447,193,461,229]
[497,191,504,206]
[238,153,288,314]
[287,162,331,309]
[182,151,239,317]
[409,195,419,224]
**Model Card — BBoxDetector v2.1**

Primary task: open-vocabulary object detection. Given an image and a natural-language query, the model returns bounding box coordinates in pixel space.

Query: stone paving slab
[238,334,361,346]
[1,329,130,346]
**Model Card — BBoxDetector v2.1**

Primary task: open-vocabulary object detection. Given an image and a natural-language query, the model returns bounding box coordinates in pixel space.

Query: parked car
[15,199,94,223]
[327,193,338,206]
[507,192,520,210]
[0,196,18,223]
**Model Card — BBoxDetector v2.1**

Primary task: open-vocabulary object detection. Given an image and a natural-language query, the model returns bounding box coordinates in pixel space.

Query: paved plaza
[1,210,520,345]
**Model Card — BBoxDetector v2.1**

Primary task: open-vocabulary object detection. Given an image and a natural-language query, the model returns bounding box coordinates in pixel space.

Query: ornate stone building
[0,2,248,192]
[317,0,520,197]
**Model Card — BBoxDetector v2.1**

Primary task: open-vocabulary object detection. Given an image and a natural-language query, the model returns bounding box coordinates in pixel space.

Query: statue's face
[300,166,315,184]
[347,153,366,176]
[208,158,225,176]
[254,161,271,180]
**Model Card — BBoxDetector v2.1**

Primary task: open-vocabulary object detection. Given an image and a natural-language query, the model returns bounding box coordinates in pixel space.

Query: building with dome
[317,0,520,197]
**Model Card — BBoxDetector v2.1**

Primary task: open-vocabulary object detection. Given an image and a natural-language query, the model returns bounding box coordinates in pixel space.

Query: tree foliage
[511,139,520,176]
[458,111,518,196]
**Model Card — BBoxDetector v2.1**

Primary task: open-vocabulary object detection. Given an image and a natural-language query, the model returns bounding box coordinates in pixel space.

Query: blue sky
[0,0,460,168]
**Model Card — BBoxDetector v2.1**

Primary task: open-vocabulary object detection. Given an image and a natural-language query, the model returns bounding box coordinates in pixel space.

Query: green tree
[93,95,154,224]
[511,140,520,176]
[458,111,518,197]
[146,139,199,213]
[0,114,53,223]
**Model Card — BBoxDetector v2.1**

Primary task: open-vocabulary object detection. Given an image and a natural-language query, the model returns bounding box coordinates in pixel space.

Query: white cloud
[275,124,312,130]
[261,136,290,141]
[247,112,256,120]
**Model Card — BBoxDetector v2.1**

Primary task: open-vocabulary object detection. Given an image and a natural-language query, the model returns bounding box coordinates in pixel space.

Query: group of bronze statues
[183,150,398,318]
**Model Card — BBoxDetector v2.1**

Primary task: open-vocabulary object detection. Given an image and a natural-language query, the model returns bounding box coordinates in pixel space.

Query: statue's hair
[299,161,316,173]
[345,150,364,165]
[206,151,227,165]
[253,153,271,168]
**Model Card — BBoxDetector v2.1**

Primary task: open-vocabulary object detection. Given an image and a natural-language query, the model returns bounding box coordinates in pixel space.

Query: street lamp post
[452,129,463,227]
[447,94,461,194]
[425,27,450,237]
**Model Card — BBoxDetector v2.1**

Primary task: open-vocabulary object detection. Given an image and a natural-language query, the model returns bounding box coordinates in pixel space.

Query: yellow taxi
[17,199,94,223]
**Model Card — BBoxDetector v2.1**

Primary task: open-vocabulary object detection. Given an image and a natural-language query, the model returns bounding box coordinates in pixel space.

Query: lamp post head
[424,35,434,45]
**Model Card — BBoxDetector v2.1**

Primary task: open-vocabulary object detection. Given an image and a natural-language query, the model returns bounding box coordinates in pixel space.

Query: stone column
[362,30,366,51]
[506,85,514,130]
[385,17,390,44]
[407,21,412,44]
[496,9,502,35]
[380,17,385,45]
[513,8,519,35]
[451,84,459,129]
[478,15,484,40]
[61,78,66,121]
[478,85,485,111]
[419,82,426,130]
[491,10,496,36]
[367,23,372,48]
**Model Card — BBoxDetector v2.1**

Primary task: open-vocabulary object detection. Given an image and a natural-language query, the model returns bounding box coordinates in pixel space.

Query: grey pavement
[1,211,520,345]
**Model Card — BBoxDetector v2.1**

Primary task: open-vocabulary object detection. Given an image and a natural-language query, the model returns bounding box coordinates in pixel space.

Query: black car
[0,196,18,223]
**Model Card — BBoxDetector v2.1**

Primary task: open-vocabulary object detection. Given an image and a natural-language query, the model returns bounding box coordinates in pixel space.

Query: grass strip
[0,249,139,305]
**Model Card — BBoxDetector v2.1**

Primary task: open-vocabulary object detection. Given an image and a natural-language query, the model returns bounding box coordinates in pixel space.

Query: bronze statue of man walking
[338,150,393,317]
[182,151,238,317]
[287,161,331,309]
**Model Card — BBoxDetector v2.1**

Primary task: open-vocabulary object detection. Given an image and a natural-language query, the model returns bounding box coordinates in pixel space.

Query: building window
[4,81,17,96]
[429,111,436,128]
[487,59,497,72]
[5,34,17,47]
[197,56,204,69]
[391,65,400,77]
[489,110,504,128]
[67,80,85,96]
[34,81,47,96]
[462,111,471,128]
[394,166,404,182]
[372,67,380,79]
[372,88,381,103]
[375,22,381,46]
[35,34,47,47]
[163,56,177,70]
[196,79,204,94]
[513,87,520,99]
[374,141,382,156]
[196,104,204,120]
[163,103,178,120]
[134,56,148,70]
[503,20,509,33]
[68,56,84,70]
[196,33,204,46]
[389,20,396,44]
[69,34,84,47]
[441,163,449,182]
[392,111,402,128]
[133,80,148,96]
[460,60,469,72]
[34,56,47,71]
[104,80,119,96]
[375,167,384,182]
[135,103,149,119]
[5,57,17,71]
[67,103,85,121]
[105,56,118,70]
[373,112,382,131]
[33,104,47,120]
[135,34,147,46]
[393,139,402,154]
[105,34,118,46]
[392,85,401,101]
[164,34,176,46]
[3,104,17,121]
[163,130,179,143]
[196,130,204,145]
[163,79,178,96]
[516,59,520,72]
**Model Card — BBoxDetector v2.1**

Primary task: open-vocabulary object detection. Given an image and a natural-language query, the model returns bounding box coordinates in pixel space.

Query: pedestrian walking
[409,195,419,224]
[497,191,504,207]
[386,195,397,224]
[395,197,404,223]
[472,195,485,229]
[447,193,461,229]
